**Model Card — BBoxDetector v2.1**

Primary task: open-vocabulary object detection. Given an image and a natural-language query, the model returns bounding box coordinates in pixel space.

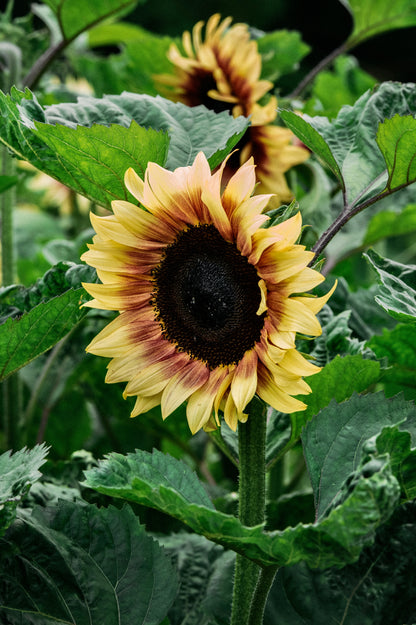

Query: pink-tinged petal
[235,211,269,256]
[112,200,176,242]
[123,352,190,397]
[186,367,228,433]
[130,393,163,418]
[221,157,256,213]
[201,181,233,242]
[105,337,176,384]
[264,318,296,350]
[161,359,209,420]
[82,281,152,311]
[89,213,141,248]
[230,349,258,414]
[213,367,234,418]
[124,167,145,204]
[249,228,288,266]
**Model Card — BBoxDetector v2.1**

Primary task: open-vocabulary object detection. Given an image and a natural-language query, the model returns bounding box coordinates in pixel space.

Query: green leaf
[84,447,399,569]
[302,392,416,519]
[303,55,376,120]
[375,426,416,500]
[0,88,249,208]
[377,114,416,191]
[161,533,231,625]
[364,248,416,322]
[291,354,381,443]
[267,501,416,625]
[341,0,416,47]
[0,501,178,624]
[0,287,87,381]
[42,0,143,42]
[34,120,167,208]
[257,29,310,82]
[369,324,416,400]
[0,174,18,193]
[363,202,416,245]
[0,445,48,536]
[281,82,416,209]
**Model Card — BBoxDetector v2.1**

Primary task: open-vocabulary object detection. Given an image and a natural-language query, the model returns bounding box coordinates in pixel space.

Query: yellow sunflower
[155,14,309,204]
[82,152,334,434]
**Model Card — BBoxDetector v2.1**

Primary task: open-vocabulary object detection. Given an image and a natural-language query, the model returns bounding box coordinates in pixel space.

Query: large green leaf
[281,82,416,209]
[290,354,380,444]
[0,88,248,208]
[340,0,416,47]
[302,392,416,519]
[377,114,416,191]
[42,0,143,42]
[267,501,416,625]
[365,248,416,322]
[0,445,48,536]
[369,324,416,400]
[84,447,399,569]
[0,502,178,624]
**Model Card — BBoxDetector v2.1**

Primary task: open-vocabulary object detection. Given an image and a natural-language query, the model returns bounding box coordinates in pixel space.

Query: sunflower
[81,152,334,434]
[155,14,309,204]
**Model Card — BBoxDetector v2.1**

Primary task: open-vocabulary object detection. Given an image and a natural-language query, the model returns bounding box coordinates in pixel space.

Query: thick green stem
[248,565,279,625]
[230,398,267,625]
[1,145,15,285]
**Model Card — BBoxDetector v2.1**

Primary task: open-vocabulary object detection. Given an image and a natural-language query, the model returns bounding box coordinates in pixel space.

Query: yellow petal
[230,350,258,414]
[161,359,209,420]
[275,297,323,336]
[186,367,227,433]
[130,393,162,418]
[124,167,145,203]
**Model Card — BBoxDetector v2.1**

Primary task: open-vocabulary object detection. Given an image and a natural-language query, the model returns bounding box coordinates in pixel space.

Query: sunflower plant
[1,1,416,624]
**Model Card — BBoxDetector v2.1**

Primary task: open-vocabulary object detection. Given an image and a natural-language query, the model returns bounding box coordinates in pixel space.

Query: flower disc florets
[82,152,334,433]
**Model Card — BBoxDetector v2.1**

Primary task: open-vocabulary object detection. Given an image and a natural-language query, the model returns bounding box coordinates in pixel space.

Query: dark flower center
[152,224,265,369]
[184,70,233,114]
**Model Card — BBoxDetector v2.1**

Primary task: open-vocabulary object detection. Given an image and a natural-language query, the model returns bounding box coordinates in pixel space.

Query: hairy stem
[248,565,279,625]
[230,398,267,625]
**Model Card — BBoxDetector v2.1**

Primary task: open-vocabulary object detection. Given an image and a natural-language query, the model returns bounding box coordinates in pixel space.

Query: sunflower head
[155,13,273,118]
[82,152,334,434]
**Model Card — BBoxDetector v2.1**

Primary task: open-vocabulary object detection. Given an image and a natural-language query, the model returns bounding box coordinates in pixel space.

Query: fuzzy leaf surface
[365,249,416,322]
[281,82,416,209]
[0,445,48,536]
[302,392,416,519]
[84,448,399,569]
[341,0,416,47]
[0,89,248,208]
[0,501,177,624]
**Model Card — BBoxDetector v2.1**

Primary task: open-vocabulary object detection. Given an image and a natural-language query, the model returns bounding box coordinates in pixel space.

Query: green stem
[248,565,279,625]
[230,397,267,625]
[1,145,16,285]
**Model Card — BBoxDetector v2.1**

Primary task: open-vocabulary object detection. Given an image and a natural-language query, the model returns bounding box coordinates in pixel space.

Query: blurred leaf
[365,248,416,322]
[84,447,399,569]
[375,426,416,501]
[0,88,248,208]
[369,324,416,400]
[341,0,416,47]
[0,174,18,193]
[281,82,416,209]
[302,392,416,519]
[78,22,176,96]
[257,29,310,82]
[0,445,48,536]
[267,501,416,625]
[161,533,230,625]
[303,55,376,119]
[0,501,178,624]
[363,203,416,245]
[290,354,380,443]
[42,0,143,42]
